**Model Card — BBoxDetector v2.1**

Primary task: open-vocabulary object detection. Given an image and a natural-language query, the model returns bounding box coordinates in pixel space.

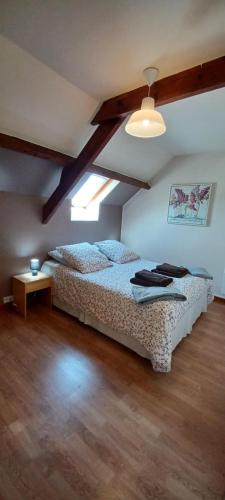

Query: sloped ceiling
[0,148,61,197]
[98,87,225,181]
[0,1,225,199]
[0,35,98,156]
[0,148,140,205]
[1,0,225,98]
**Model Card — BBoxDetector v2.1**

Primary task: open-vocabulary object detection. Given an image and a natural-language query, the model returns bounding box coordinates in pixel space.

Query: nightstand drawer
[25,278,52,293]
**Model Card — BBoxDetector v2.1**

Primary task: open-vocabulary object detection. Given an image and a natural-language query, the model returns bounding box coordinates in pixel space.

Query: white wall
[121,153,225,297]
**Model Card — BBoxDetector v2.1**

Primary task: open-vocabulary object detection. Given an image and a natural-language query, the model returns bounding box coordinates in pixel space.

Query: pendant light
[125,67,166,138]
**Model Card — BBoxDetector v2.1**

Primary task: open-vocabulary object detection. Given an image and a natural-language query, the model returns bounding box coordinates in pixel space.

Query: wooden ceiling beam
[89,164,150,190]
[0,132,149,190]
[92,56,225,124]
[3,56,225,223]
[0,132,73,165]
[42,117,124,223]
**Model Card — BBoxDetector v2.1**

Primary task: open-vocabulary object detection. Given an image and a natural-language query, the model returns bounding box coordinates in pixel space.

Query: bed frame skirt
[53,291,208,361]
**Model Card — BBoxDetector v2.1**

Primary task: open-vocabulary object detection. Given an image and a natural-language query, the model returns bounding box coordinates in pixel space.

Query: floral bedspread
[51,260,213,372]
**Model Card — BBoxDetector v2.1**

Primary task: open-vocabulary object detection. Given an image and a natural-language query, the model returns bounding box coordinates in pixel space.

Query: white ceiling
[97,87,225,181]
[0,34,98,158]
[0,0,225,98]
[0,2,225,195]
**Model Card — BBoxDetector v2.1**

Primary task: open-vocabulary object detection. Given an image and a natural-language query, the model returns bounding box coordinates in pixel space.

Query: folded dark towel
[152,263,189,278]
[156,263,189,275]
[134,269,173,286]
[151,268,186,278]
[130,277,170,287]
[130,277,154,287]
[151,263,213,280]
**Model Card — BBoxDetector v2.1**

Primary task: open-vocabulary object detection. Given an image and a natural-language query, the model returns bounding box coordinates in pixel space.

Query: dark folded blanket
[133,269,173,287]
[152,263,189,278]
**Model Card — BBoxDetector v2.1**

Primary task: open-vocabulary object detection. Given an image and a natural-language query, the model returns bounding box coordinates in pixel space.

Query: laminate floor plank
[0,302,224,499]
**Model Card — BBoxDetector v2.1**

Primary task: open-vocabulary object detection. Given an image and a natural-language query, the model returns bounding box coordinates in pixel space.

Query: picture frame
[167,183,213,226]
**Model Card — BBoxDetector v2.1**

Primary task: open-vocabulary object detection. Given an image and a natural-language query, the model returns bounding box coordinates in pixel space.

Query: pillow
[56,242,112,273]
[48,249,68,266]
[95,240,140,264]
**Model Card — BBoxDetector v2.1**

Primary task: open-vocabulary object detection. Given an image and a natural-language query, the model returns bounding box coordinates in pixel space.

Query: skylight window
[71,174,119,221]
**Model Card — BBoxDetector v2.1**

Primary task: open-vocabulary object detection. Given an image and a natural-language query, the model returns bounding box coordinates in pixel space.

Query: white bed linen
[42,260,213,372]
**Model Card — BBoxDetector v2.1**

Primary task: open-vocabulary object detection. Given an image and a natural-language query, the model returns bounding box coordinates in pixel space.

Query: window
[71,174,119,221]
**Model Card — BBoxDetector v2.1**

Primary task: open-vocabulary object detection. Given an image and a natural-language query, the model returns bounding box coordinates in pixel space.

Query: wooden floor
[0,302,224,500]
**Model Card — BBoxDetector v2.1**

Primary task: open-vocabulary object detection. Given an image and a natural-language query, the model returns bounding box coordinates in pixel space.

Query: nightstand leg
[12,280,27,318]
[21,295,27,319]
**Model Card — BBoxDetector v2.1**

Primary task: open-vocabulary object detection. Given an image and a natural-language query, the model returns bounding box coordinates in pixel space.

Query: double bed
[42,258,213,372]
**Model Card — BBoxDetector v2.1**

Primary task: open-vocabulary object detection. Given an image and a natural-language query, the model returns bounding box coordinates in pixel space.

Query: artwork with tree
[168,184,213,226]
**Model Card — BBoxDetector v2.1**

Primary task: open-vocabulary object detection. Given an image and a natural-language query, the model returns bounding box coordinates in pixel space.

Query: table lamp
[30,258,40,276]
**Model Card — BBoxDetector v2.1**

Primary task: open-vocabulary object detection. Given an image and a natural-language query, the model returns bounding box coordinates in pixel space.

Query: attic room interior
[0,1,225,498]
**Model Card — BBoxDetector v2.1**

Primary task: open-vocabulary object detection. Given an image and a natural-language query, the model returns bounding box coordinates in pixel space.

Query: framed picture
[167,183,213,226]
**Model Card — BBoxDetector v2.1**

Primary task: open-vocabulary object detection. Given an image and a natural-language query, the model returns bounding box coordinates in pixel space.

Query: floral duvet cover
[52,259,213,372]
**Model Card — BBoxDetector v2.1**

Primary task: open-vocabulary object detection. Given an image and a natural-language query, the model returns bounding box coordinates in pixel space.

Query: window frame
[71,173,119,222]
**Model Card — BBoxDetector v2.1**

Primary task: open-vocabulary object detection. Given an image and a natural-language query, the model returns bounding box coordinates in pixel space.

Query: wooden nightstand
[12,272,53,318]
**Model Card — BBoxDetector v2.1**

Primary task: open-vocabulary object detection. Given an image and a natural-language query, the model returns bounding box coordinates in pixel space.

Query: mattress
[42,259,213,372]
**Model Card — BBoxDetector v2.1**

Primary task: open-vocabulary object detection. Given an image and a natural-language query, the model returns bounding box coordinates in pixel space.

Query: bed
[41,259,213,372]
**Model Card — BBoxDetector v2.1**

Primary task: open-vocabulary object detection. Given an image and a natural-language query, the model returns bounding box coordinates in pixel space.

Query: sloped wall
[121,153,225,297]
[0,192,121,301]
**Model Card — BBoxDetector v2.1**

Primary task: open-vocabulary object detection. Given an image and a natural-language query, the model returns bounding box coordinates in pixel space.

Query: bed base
[53,292,208,362]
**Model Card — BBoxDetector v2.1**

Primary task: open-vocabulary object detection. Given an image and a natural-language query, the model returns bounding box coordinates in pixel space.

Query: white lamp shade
[125,96,166,138]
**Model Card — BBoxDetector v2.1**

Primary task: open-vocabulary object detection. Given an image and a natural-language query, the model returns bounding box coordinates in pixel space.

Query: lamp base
[31,270,38,276]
